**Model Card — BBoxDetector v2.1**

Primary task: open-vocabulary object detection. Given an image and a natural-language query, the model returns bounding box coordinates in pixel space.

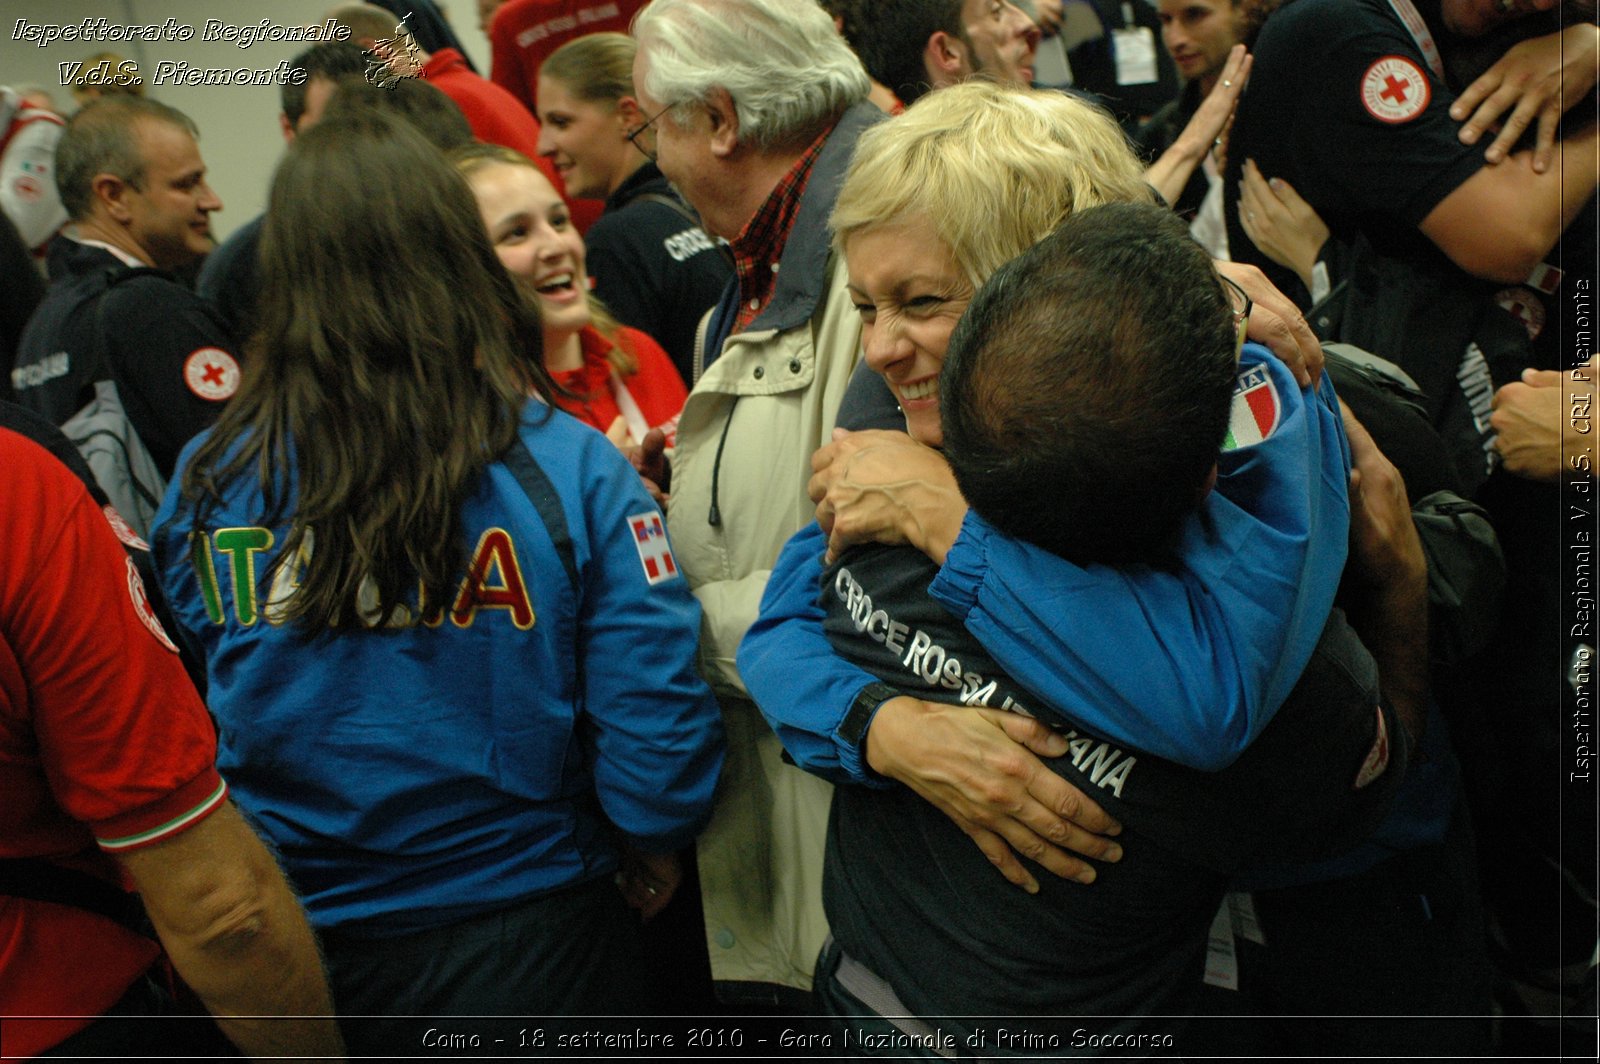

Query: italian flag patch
[1222,364,1280,451]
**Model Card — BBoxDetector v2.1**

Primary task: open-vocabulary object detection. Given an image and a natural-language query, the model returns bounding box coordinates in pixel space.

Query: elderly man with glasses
[627,0,885,1006]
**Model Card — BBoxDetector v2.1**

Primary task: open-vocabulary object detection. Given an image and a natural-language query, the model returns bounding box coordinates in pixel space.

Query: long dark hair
[182,111,553,628]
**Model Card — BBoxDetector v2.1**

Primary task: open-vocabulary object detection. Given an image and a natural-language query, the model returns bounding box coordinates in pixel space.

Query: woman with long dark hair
[150,111,723,1045]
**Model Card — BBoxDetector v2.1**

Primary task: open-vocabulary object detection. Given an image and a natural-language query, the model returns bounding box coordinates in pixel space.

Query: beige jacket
[667,102,881,995]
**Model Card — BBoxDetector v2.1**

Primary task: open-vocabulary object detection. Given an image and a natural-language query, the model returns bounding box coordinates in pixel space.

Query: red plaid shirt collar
[729,123,833,333]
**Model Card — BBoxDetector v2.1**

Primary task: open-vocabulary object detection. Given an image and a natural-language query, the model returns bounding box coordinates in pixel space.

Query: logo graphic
[1222,363,1280,450]
[364,12,424,88]
[183,348,240,400]
[1361,56,1429,123]
[1494,286,1547,341]
[628,512,679,585]
[103,504,150,551]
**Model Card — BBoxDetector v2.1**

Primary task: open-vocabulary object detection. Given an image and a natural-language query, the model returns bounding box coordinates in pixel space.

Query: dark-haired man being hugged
[743,203,1424,1049]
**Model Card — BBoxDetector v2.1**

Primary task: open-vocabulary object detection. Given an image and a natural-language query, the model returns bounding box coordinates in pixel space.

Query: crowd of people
[0,0,1593,1058]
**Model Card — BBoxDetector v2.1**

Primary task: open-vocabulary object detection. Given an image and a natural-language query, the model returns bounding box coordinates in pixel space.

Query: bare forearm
[1550,123,1600,249]
[1423,122,1599,283]
[161,872,344,1059]
[1144,138,1208,210]
[1356,580,1430,744]
[1486,137,1593,278]
[122,805,345,1060]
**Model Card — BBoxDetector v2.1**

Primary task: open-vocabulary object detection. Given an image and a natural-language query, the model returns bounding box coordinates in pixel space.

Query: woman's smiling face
[845,215,975,449]
[467,160,592,342]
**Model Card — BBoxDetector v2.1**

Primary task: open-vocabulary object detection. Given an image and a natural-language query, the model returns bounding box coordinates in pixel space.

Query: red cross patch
[183,347,240,401]
[127,556,179,653]
[628,511,679,586]
[1361,56,1430,124]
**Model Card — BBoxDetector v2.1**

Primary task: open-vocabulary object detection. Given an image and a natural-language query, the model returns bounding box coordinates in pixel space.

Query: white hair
[633,0,869,149]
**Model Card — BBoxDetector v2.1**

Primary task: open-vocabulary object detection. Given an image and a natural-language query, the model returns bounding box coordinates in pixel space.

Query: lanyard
[1385,0,1448,81]
[608,368,651,444]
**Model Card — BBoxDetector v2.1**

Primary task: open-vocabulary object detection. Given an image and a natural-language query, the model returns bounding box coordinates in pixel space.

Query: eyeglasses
[626,104,672,163]
[1221,275,1252,358]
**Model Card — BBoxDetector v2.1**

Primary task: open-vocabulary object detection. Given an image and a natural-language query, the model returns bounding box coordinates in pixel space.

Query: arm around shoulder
[1420,121,1598,283]
[930,351,1350,770]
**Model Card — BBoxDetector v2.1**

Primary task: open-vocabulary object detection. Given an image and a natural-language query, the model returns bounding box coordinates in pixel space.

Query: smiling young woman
[455,143,688,446]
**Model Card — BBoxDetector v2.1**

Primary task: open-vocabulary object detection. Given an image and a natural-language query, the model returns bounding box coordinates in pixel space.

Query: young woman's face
[467,161,592,341]
[535,75,636,200]
[845,215,974,449]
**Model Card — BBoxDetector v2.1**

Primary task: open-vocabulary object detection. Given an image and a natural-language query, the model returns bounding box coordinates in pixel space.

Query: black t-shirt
[1225,0,1574,494]
[12,239,239,476]
[820,541,1404,1027]
[587,165,732,386]
[833,359,903,433]
[0,212,44,402]
[1227,0,1486,279]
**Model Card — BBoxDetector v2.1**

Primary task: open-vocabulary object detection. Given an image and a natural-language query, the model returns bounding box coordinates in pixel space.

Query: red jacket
[423,48,545,168]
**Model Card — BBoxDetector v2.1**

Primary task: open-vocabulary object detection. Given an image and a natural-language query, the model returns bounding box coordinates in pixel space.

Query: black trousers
[321,876,649,1056]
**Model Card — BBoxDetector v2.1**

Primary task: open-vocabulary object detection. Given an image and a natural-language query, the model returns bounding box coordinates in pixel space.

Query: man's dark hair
[941,202,1239,566]
[54,96,200,219]
[845,0,963,106]
[319,79,475,153]
[281,41,369,125]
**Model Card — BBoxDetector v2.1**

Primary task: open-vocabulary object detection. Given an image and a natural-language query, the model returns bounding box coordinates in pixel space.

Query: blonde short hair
[831,82,1155,290]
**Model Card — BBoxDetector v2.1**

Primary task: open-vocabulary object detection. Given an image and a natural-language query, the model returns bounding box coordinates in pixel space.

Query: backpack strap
[66,265,167,410]
[502,435,579,594]
[631,191,701,230]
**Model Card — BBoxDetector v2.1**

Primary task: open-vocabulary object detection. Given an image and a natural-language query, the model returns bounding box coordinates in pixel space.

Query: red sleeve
[618,326,688,429]
[0,430,224,853]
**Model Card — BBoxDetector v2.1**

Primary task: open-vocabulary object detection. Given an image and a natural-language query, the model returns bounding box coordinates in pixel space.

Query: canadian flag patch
[628,512,678,585]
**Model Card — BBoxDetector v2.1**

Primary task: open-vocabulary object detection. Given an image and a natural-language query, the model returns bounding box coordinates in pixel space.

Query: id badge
[1111,26,1159,85]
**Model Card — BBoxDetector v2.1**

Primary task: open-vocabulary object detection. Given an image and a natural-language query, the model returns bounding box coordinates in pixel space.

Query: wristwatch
[840,681,901,746]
